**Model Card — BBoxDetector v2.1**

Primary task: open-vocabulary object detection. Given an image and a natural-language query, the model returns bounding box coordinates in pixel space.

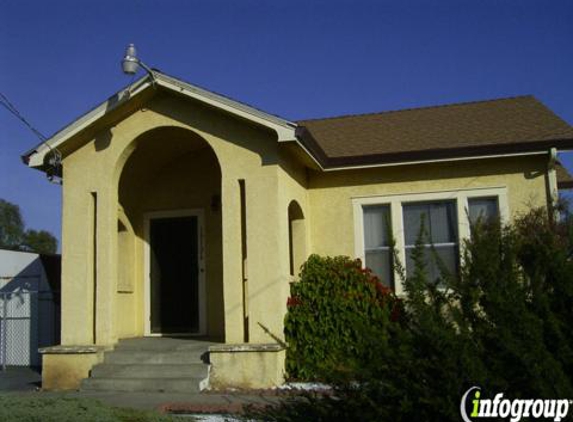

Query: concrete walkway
[0,388,281,415]
[0,365,281,415]
[57,390,278,412]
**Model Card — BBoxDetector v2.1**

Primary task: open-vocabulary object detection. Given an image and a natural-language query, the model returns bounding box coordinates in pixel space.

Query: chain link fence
[0,290,59,370]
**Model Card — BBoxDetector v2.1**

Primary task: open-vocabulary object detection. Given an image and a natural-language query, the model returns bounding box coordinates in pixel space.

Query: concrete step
[80,337,215,393]
[114,337,218,352]
[90,363,208,379]
[81,377,204,393]
[104,350,208,364]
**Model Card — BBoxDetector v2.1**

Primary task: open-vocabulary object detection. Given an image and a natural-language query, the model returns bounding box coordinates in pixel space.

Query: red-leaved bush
[284,255,402,380]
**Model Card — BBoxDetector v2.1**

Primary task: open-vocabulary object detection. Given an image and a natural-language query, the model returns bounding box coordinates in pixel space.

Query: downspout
[547,147,559,217]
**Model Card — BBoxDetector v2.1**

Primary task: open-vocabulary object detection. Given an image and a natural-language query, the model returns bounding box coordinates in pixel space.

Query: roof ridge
[296,95,536,123]
[154,70,294,125]
[23,71,297,166]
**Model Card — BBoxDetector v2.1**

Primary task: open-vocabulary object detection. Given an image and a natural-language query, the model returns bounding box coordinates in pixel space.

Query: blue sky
[1,0,572,245]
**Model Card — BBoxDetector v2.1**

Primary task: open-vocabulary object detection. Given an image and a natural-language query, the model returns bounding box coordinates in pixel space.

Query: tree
[0,198,58,254]
[22,230,57,255]
[0,199,25,250]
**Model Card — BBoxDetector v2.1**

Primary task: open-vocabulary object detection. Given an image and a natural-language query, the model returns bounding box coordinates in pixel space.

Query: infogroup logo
[460,386,571,422]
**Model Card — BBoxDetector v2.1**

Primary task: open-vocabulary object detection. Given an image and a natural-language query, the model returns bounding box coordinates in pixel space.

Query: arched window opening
[288,201,306,277]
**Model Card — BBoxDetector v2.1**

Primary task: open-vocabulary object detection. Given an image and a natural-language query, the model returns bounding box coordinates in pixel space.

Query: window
[363,205,393,287]
[468,197,499,224]
[355,187,507,293]
[403,201,458,282]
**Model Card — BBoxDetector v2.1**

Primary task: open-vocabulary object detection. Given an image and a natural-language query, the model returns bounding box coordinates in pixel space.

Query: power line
[0,92,62,184]
[0,92,47,142]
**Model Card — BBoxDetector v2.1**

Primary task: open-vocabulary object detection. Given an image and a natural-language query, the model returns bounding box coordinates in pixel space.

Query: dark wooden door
[149,216,199,334]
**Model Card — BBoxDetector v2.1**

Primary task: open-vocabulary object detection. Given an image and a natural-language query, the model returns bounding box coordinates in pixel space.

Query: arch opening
[288,200,307,277]
[116,126,224,339]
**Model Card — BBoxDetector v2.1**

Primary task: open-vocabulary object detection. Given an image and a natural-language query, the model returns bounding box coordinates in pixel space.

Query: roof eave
[558,181,573,190]
[295,129,573,171]
[23,72,298,169]
[23,74,152,168]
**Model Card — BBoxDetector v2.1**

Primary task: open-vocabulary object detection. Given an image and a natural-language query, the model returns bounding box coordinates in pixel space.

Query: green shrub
[258,207,573,422]
[0,395,179,422]
[284,255,402,380]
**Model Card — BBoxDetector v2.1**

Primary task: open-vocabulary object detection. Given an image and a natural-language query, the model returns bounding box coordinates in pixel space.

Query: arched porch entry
[117,126,224,339]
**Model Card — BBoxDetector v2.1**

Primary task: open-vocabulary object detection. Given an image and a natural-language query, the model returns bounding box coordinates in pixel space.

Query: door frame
[143,209,206,336]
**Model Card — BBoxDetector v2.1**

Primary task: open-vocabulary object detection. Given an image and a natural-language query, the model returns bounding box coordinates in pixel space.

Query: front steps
[81,337,216,393]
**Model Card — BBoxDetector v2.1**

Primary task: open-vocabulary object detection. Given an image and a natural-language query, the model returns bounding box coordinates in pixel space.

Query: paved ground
[1,389,278,419]
[0,367,41,391]
[0,366,281,417]
[45,390,279,411]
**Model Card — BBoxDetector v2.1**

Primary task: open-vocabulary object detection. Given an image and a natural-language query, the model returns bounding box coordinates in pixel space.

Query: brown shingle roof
[296,96,573,168]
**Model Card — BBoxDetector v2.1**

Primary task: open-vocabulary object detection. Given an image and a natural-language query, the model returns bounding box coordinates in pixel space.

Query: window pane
[403,203,428,244]
[363,205,391,248]
[403,200,458,283]
[403,201,457,245]
[405,244,457,282]
[429,202,457,243]
[433,244,458,277]
[469,197,499,224]
[365,250,393,288]
[363,205,393,288]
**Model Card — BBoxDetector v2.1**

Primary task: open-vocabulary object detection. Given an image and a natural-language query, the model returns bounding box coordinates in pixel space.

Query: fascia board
[26,76,152,168]
[25,72,297,168]
[153,76,297,141]
[321,150,550,172]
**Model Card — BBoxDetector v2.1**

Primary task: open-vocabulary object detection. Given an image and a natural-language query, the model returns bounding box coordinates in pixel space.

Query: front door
[149,215,200,334]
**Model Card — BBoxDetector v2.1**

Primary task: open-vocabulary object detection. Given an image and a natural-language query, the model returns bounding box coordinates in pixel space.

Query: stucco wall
[209,344,286,389]
[60,92,288,346]
[308,155,549,258]
[259,148,311,341]
[279,148,311,270]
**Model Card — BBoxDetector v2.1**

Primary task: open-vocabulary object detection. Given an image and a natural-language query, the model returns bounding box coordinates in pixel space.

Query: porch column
[59,177,97,345]
[243,173,286,344]
[93,183,118,345]
[221,176,245,343]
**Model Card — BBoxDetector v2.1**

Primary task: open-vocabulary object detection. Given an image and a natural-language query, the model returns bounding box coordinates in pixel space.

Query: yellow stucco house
[22,71,573,391]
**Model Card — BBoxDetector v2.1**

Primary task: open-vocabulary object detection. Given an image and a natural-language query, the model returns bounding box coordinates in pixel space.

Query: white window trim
[353,186,509,295]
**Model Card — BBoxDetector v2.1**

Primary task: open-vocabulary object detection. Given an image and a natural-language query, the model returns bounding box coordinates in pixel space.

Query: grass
[0,395,186,422]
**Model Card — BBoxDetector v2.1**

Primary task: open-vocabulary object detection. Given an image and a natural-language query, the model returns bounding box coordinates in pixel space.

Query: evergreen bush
[259,206,573,422]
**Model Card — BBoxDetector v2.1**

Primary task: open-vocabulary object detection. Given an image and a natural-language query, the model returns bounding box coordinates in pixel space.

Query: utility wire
[0,92,48,141]
[0,91,62,184]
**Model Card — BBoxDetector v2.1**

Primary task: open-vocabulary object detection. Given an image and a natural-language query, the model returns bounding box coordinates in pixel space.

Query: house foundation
[208,343,286,390]
[39,346,105,390]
